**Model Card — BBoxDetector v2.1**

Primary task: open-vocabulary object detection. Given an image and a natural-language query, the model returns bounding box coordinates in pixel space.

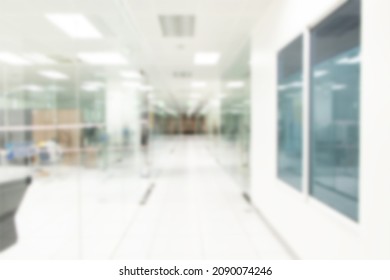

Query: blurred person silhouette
[122,126,131,151]
[140,117,150,177]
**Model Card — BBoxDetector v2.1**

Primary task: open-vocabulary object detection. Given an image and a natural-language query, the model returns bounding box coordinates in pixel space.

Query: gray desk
[0,168,31,252]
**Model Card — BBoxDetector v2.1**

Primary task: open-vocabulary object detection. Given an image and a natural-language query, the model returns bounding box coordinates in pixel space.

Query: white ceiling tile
[0,0,270,106]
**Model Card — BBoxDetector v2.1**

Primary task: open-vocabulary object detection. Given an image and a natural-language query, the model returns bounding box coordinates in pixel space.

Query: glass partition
[218,44,251,193]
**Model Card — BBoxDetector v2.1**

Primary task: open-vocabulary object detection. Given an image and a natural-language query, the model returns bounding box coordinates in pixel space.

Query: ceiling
[0,0,271,111]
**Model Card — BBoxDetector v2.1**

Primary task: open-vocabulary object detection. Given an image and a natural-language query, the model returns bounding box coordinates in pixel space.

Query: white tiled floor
[0,136,292,260]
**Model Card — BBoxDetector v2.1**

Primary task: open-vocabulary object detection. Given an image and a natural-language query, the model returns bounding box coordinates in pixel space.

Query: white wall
[250,0,390,259]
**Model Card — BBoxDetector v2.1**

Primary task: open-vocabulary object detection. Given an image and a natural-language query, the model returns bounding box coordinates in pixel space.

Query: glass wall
[0,1,157,255]
[218,44,251,193]
[310,0,360,220]
[277,36,303,190]
[0,64,109,170]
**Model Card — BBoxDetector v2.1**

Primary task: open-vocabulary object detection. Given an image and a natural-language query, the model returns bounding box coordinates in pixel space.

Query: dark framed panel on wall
[277,35,304,191]
[309,0,361,221]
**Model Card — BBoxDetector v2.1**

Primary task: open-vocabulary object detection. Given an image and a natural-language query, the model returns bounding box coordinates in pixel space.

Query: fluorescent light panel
[39,70,68,80]
[78,52,127,65]
[0,52,30,65]
[26,53,56,64]
[46,14,102,39]
[194,52,220,65]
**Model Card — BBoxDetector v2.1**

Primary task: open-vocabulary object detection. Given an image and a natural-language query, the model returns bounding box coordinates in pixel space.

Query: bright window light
[78,52,128,65]
[26,53,56,64]
[121,71,142,79]
[191,81,206,88]
[194,52,220,65]
[226,81,245,89]
[0,52,30,65]
[46,14,102,39]
[39,70,68,80]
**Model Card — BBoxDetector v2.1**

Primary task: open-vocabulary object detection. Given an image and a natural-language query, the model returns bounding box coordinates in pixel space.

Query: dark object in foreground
[0,174,31,252]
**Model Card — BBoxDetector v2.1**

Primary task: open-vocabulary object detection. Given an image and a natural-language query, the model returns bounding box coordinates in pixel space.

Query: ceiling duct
[159,15,195,37]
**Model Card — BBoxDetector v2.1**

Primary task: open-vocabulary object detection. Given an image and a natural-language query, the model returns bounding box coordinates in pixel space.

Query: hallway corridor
[1,137,292,260]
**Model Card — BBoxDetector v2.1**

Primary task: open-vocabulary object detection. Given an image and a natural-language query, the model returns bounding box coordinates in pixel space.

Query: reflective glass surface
[310,0,360,220]
[277,36,303,190]
[218,45,251,192]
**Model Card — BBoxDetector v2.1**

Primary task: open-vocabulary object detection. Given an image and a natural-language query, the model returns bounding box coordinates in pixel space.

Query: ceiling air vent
[173,71,192,79]
[159,15,195,37]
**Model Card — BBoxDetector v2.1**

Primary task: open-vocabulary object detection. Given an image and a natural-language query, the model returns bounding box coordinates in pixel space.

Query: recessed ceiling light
[0,52,31,65]
[226,81,245,89]
[191,81,206,88]
[46,14,102,39]
[39,70,68,80]
[26,53,56,64]
[121,71,142,79]
[194,52,220,65]
[78,52,127,65]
